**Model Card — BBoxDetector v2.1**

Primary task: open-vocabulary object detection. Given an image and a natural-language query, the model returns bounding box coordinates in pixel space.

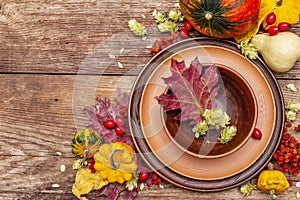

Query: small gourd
[71,128,104,160]
[94,142,138,184]
[250,32,300,72]
[179,0,260,38]
[257,169,290,200]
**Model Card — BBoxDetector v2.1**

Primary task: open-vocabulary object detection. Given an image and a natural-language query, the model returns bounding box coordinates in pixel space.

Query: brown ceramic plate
[128,38,284,191]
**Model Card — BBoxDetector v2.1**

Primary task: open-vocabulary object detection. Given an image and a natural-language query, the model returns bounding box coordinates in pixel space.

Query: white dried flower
[286,100,300,112]
[128,19,147,36]
[52,184,60,188]
[117,62,123,69]
[296,192,300,199]
[219,125,237,144]
[168,9,184,22]
[157,20,178,32]
[154,12,166,24]
[286,110,297,122]
[238,42,259,60]
[72,159,83,170]
[240,183,256,196]
[60,164,66,172]
[152,9,157,17]
[192,120,209,137]
[108,53,115,59]
[203,108,230,127]
[287,83,297,92]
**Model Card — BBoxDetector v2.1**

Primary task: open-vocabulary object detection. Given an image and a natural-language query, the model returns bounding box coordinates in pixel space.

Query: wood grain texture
[0,74,299,199]
[0,0,299,77]
[0,0,300,199]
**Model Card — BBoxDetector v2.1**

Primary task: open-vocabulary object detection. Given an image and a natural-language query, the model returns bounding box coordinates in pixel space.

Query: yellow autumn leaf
[234,0,300,43]
[72,168,109,200]
[262,0,300,29]
[234,0,275,43]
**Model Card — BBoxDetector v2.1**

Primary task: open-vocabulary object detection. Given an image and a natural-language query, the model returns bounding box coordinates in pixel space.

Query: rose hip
[278,22,290,32]
[179,29,189,38]
[268,26,279,36]
[266,12,276,25]
[103,119,116,129]
[139,171,149,182]
[252,128,262,140]
[184,21,193,31]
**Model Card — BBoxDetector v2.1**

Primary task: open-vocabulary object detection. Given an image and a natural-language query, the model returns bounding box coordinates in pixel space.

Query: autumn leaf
[235,0,300,43]
[262,0,300,29]
[234,0,274,42]
[72,168,109,199]
[156,57,221,125]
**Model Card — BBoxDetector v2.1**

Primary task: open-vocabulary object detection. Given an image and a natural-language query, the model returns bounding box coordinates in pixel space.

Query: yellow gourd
[257,169,290,200]
[94,142,138,184]
[250,32,300,72]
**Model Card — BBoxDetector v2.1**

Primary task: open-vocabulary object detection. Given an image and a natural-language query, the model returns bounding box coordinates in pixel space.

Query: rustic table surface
[1,0,300,199]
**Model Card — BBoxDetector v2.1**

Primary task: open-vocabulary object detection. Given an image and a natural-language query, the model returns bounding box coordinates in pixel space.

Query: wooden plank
[0,74,299,199]
[0,1,300,78]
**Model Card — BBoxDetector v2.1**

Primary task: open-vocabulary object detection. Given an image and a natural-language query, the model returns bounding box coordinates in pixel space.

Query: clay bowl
[163,64,258,158]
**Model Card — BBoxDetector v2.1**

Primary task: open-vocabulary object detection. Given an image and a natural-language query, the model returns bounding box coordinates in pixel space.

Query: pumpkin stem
[80,148,89,165]
[269,189,277,200]
[276,0,283,7]
[204,12,213,21]
[110,148,125,169]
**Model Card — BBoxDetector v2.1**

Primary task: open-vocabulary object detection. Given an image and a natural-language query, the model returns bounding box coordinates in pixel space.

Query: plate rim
[128,37,285,191]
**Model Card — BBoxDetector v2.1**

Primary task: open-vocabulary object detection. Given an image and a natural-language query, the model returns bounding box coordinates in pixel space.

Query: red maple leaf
[156,57,221,125]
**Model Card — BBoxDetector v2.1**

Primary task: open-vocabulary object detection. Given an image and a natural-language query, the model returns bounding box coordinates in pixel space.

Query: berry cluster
[89,157,96,173]
[138,171,165,186]
[150,33,178,56]
[150,172,162,185]
[178,21,193,38]
[103,116,126,136]
[272,123,300,176]
[265,12,290,36]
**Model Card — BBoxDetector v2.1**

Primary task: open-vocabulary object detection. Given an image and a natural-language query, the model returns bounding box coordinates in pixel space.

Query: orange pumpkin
[180,0,261,38]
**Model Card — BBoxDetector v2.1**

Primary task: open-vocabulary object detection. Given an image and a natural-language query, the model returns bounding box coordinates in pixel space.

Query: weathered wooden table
[0,1,299,199]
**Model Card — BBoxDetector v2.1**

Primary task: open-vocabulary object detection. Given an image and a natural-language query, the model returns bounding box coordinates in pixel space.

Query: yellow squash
[257,169,290,200]
[94,142,138,184]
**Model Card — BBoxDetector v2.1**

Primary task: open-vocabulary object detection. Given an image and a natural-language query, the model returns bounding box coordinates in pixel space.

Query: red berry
[115,126,125,135]
[89,163,94,169]
[90,168,96,173]
[283,134,290,141]
[151,173,158,180]
[266,12,276,25]
[139,171,149,182]
[184,21,193,31]
[268,26,279,36]
[115,116,125,126]
[286,123,292,127]
[179,29,189,38]
[278,22,290,32]
[103,120,116,129]
[153,177,161,185]
[277,166,283,171]
[273,153,279,159]
[252,128,262,140]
